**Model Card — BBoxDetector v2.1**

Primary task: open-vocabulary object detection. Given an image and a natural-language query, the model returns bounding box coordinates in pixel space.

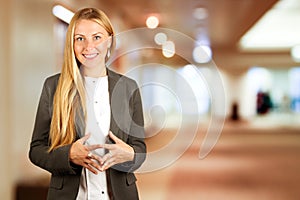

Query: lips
[83,53,99,59]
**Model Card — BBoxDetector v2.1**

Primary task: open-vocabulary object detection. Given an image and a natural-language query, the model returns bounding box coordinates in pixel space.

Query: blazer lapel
[108,68,118,136]
[107,68,131,142]
[75,104,86,138]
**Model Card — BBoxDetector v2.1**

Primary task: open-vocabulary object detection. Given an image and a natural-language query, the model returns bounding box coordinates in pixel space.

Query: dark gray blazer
[29,68,146,200]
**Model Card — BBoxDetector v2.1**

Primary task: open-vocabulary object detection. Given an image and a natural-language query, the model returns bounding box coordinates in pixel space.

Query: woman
[29,8,146,200]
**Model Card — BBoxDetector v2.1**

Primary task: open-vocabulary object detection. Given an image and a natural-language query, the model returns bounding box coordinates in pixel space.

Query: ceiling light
[146,16,159,29]
[239,0,300,51]
[162,41,175,58]
[154,32,167,45]
[52,5,74,24]
[193,45,212,63]
[193,7,208,20]
[291,45,300,62]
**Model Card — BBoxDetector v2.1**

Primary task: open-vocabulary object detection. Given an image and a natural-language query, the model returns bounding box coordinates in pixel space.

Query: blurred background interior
[1,0,300,199]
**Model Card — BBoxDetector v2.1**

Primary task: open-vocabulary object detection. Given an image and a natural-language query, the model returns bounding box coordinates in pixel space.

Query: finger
[90,153,104,165]
[100,152,113,165]
[101,158,115,171]
[78,133,91,144]
[101,143,114,151]
[84,162,99,174]
[101,162,110,171]
[84,158,101,173]
[109,131,122,143]
[86,144,103,151]
[85,152,104,166]
[100,159,110,171]
[87,152,93,159]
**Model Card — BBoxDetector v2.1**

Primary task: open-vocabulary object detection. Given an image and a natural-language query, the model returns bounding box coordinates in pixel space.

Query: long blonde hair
[49,8,115,151]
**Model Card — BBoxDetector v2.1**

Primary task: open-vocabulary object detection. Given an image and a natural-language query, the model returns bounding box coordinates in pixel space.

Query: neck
[81,65,107,78]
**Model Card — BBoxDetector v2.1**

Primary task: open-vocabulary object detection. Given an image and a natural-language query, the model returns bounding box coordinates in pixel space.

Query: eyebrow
[74,32,106,37]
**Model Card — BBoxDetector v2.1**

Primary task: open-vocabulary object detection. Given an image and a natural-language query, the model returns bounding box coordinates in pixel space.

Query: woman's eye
[75,37,84,41]
[95,35,101,40]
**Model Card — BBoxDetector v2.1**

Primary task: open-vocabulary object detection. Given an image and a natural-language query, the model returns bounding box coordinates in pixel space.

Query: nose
[84,38,95,51]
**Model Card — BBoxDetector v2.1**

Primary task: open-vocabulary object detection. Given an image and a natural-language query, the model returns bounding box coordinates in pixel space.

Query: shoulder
[44,73,60,84]
[43,73,61,88]
[107,68,138,88]
[41,73,61,95]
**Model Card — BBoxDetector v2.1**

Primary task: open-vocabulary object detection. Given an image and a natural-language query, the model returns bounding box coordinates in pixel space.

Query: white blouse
[76,76,111,200]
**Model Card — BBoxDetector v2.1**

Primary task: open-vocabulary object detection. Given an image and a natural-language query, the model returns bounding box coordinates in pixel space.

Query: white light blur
[288,67,300,112]
[52,5,74,24]
[193,45,212,63]
[239,0,300,51]
[146,16,159,29]
[177,65,210,114]
[162,40,175,58]
[154,32,167,45]
[247,67,272,93]
[289,67,300,100]
[291,45,300,62]
[193,7,208,20]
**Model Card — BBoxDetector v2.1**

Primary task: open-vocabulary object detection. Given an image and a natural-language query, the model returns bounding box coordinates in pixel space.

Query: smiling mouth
[83,53,99,59]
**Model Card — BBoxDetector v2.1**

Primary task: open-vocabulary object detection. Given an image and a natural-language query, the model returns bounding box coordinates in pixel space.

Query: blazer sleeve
[28,76,81,176]
[110,79,147,173]
[128,82,146,171]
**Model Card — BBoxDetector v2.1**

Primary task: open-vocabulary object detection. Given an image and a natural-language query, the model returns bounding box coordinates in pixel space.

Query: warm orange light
[146,16,159,29]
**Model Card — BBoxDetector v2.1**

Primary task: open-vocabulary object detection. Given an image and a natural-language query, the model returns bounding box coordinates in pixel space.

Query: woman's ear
[107,36,112,48]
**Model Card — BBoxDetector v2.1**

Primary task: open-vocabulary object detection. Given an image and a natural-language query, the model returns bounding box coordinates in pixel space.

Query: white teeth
[84,53,98,59]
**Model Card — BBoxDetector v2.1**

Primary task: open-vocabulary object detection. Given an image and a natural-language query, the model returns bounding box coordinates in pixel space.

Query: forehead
[74,19,108,35]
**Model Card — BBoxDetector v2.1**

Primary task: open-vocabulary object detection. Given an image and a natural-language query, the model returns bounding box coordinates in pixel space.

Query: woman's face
[74,19,111,69]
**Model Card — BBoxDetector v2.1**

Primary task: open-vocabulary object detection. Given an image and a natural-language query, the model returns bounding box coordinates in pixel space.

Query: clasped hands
[69,131,134,174]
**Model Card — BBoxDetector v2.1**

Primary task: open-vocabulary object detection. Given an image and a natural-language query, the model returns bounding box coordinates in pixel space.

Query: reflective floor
[137,117,300,200]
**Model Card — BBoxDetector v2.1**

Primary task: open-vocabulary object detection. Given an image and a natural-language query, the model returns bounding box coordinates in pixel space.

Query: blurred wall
[0,0,56,199]
[221,69,253,118]
[0,0,13,199]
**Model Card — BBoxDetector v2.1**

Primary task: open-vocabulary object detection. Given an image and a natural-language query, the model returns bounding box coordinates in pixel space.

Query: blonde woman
[29,8,146,200]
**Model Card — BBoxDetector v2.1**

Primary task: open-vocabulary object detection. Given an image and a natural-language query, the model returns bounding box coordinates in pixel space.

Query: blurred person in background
[29,7,146,200]
[256,91,273,115]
